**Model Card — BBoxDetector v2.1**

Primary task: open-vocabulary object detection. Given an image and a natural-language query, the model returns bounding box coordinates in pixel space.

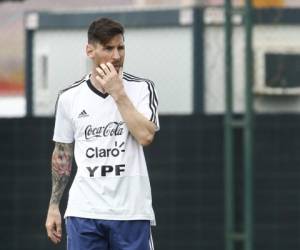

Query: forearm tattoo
[49,142,73,206]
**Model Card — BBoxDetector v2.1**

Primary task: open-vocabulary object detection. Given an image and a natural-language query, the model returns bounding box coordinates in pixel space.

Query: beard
[95,59,123,73]
[112,61,123,73]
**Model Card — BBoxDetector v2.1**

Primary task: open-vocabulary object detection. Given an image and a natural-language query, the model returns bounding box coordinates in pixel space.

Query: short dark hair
[88,18,124,45]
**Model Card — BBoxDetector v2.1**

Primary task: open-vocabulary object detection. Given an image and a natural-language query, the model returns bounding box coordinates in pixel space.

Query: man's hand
[96,63,124,100]
[95,63,156,146]
[46,142,73,244]
[45,205,62,244]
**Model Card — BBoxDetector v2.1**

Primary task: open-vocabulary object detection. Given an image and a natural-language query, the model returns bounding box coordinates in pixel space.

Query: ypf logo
[86,164,125,177]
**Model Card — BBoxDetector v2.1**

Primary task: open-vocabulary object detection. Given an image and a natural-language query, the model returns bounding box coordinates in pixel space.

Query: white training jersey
[53,72,159,225]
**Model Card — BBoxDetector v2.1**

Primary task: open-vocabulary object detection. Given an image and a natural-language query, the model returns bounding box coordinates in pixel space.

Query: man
[45,17,159,250]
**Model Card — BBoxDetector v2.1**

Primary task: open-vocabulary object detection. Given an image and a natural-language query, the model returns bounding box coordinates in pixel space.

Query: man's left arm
[96,63,157,146]
[114,92,156,146]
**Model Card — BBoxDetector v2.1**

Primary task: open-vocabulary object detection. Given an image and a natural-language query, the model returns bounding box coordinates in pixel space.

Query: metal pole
[244,0,254,250]
[25,29,33,117]
[224,1,234,250]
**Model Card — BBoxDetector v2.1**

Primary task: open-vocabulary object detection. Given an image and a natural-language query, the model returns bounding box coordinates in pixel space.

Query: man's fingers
[45,206,62,244]
[118,66,123,79]
[48,228,62,244]
[46,227,58,244]
[100,63,110,75]
[106,62,116,74]
[53,231,62,241]
[49,234,61,244]
[55,222,62,235]
[96,67,105,78]
[45,222,54,237]
[45,219,62,244]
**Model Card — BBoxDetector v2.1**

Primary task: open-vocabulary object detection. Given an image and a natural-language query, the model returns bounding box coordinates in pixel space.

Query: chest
[71,96,127,141]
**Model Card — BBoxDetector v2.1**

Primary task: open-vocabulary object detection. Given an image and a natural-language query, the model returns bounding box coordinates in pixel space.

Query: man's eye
[105,47,113,51]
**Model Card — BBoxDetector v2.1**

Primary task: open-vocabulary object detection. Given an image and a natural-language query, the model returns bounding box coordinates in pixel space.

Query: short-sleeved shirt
[53,72,159,225]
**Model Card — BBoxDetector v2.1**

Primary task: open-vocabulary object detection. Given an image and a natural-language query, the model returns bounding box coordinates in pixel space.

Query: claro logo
[85,121,125,140]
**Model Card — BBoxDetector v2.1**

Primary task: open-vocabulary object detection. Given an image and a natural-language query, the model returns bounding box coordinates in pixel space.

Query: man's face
[87,34,125,73]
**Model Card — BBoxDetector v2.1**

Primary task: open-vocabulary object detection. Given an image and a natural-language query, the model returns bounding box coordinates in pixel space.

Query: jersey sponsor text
[86,164,125,177]
[85,121,125,140]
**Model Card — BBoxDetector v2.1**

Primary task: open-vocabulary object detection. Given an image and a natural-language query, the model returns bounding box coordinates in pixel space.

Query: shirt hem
[64,211,156,226]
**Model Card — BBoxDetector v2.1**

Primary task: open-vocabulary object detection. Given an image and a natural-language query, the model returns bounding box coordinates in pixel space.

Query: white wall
[204,25,245,114]
[204,24,300,114]
[125,27,193,114]
[33,14,300,116]
[0,96,25,117]
[33,30,88,116]
[32,26,193,116]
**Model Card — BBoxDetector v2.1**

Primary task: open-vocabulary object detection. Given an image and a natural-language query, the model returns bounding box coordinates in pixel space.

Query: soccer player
[45,17,159,250]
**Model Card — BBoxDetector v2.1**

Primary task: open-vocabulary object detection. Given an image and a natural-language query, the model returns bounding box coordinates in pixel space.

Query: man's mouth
[113,64,121,72]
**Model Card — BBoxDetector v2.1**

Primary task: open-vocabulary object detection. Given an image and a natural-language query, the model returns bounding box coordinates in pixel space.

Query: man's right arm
[45,142,73,244]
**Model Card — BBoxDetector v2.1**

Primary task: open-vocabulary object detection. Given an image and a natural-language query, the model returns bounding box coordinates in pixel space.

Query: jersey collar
[86,79,109,99]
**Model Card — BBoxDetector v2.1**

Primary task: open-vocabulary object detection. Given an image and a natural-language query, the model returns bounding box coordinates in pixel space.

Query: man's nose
[112,49,120,60]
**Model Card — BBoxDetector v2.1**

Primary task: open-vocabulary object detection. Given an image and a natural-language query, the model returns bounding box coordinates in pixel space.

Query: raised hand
[95,63,124,100]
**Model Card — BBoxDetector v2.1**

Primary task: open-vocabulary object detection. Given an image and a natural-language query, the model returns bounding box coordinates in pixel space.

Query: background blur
[1,0,300,249]
[1,0,300,117]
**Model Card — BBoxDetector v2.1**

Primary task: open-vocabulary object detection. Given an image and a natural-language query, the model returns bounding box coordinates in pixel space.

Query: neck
[90,69,106,94]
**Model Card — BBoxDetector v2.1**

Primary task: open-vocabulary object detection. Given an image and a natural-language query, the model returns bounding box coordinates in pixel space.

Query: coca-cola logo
[85,121,125,140]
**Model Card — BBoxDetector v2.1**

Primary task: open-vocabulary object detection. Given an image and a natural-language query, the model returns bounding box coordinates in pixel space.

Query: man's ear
[86,43,95,59]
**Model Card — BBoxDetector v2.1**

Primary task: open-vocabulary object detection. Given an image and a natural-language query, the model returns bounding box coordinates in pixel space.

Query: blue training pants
[65,217,154,250]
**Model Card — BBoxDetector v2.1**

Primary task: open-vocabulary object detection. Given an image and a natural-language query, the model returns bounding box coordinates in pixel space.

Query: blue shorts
[65,217,154,250]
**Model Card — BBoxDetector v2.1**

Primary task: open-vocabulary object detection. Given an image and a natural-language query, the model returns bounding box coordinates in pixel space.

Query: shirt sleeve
[53,94,74,143]
[137,80,160,131]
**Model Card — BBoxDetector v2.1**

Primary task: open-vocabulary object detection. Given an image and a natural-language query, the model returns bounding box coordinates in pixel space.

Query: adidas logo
[78,110,89,118]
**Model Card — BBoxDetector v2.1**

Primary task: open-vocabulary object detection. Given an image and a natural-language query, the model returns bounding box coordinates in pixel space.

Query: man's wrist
[112,87,126,102]
[49,202,59,208]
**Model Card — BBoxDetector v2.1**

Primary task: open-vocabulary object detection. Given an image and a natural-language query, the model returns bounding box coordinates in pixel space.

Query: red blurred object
[0,80,24,95]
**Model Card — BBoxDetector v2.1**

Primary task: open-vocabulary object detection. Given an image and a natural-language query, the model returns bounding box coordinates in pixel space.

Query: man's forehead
[102,35,124,46]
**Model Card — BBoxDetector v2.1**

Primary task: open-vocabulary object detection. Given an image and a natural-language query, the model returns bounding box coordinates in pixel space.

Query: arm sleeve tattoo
[49,142,73,206]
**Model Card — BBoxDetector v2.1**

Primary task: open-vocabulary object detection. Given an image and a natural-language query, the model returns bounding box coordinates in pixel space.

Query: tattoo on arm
[49,142,73,206]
